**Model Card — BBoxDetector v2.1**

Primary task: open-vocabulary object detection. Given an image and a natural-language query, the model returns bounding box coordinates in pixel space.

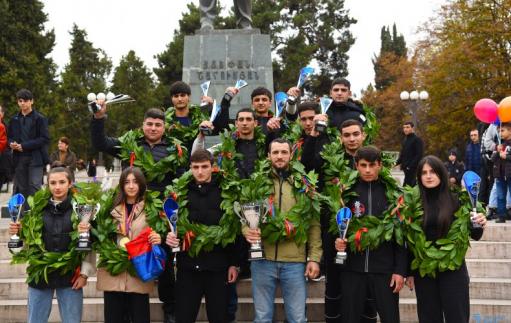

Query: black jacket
[90,117,175,192]
[29,197,76,289]
[326,99,366,129]
[397,133,424,171]
[344,179,408,276]
[444,161,464,185]
[491,139,511,179]
[177,177,237,272]
[235,139,259,179]
[301,132,331,192]
[7,110,50,166]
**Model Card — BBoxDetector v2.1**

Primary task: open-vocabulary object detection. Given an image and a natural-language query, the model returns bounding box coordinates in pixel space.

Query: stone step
[465,259,511,278]
[2,275,511,302]
[467,241,511,259]
[0,297,510,322]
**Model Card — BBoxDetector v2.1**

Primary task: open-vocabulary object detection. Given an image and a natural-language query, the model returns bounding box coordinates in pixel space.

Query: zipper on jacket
[365,182,372,273]
[274,175,285,260]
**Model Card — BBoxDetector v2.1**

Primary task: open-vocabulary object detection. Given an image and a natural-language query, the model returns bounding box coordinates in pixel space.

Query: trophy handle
[262,200,271,218]
[233,202,246,224]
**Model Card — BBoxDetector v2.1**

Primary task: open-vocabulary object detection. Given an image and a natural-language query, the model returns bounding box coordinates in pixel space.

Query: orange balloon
[498,96,511,122]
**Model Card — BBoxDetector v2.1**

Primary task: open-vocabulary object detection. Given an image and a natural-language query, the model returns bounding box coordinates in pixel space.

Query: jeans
[251,260,306,323]
[495,178,511,219]
[28,286,83,323]
[488,181,511,208]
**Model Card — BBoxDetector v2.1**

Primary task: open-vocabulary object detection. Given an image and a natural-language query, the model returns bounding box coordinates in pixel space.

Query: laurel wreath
[400,185,483,278]
[165,105,208,145]
[117,129,187,183]
[321,139,403,251]
[245,159,321,244]
[11,183,103,284]
[91,190,168,276]
[165,169,240,257]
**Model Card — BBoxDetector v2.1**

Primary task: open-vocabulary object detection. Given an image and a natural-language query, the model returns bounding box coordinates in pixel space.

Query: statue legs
[199,0,252,30]
[199,0,216,30]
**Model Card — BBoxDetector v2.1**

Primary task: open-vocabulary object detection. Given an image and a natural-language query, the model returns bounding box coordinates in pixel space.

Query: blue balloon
[493,116,501,126]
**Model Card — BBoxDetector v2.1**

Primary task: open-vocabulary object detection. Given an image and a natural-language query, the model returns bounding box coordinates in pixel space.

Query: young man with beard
[243,138,322,323]
[165,149,238,323]
[335,146,407,323]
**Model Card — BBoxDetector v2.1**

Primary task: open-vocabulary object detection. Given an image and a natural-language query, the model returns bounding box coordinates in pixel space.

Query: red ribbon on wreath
[182,230,196,251]
[390,195,405,222]
[354,227,368,251]
[284,219,296,238]
[176,144,183,158]
[129,151,136,167]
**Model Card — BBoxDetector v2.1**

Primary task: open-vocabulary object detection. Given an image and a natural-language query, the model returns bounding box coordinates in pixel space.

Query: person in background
[444,149,464,187]
[396,121,424,187]
[491,122,511,223]
[87,159,97,178]
[464,129,481,175]
[0,105,11,192]
[50,137,77,177]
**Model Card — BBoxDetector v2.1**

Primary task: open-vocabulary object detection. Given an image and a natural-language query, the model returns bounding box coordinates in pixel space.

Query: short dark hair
[169,81,191,96]
[48,166,73,183]
[355,146,381,163]
[331,78,351,90]
[501,122,511,130]
[144,108,165,121]
[340,119,364,132]
[114,167,147,206]
[403,121,414,128]
[190,149,214,165]
[59,136,70,146]
[16,89,33,100]
[236,107,256,120]
[251,87,272,101]
[269,138,292,152]
[297,101,319,116]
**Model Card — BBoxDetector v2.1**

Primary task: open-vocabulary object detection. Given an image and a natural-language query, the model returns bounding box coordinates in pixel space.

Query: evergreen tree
[54,24,112,160]
[373,23,407,91]
[0,0,57,117]
[109,50,157,135]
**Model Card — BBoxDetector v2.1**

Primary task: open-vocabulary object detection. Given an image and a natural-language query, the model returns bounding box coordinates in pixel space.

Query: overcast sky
[42,0,445,96]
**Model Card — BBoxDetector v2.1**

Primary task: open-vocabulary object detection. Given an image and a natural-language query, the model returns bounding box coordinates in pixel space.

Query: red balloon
[498,96,511,122]
[474,98,498,123]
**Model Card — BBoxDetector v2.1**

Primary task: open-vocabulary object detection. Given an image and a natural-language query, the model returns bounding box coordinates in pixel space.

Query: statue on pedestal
[200,0,252,30]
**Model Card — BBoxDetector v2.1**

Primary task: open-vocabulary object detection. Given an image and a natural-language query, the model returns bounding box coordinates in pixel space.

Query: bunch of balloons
[474,97,511,124]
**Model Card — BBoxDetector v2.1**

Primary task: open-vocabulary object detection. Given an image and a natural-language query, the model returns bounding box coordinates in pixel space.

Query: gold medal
[118,236,130,250]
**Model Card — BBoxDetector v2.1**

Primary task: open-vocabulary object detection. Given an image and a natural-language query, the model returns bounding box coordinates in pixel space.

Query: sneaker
[496,217,506,223]
[486,208,497,220]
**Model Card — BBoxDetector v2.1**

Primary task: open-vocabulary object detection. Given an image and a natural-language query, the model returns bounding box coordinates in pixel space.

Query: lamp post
[400,90,429,129]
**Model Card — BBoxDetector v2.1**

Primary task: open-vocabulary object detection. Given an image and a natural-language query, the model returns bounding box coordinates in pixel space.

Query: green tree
[109,50,157,135]
[0,0,57,117]
[54,24,112,160]
[373,24,407,91]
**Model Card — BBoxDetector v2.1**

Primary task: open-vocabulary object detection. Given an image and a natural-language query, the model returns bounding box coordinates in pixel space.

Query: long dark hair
[416,155,457,237]
[113,167,147,207]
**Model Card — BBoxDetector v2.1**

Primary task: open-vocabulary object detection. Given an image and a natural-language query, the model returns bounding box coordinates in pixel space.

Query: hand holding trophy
[73,202,100,251]
[223,79,248,102]
[462,171,482,228]
[200,99,220,136]
[287,66,314,106]
[163,198,181,253]
[335,207,352,265]
[315,97,333,134]
[87,91,135,114]
[234,200,269,261]
[7,194,25,251]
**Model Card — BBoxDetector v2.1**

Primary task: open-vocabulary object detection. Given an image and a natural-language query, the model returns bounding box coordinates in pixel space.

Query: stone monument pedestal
[183,29,274,121]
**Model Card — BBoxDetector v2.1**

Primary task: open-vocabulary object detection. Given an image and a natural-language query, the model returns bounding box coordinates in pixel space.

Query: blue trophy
[7,194,25,250]
[287,66,315,105]
[274,92,288,118]
[315,97,333,133]
[335,207,352,264]
[164,198,180,252]
[223,79,248,102]
[199,80,211,108]
[462,171,482,228]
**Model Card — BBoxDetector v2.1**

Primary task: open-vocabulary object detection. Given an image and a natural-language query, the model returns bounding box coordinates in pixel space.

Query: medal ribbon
[182,230,196,251]
[292,138,304,160]
[129,151,135,167]
[390,195,405,222]
[118,203,136,238]
[284,219,296,237]
[355,227,368,251]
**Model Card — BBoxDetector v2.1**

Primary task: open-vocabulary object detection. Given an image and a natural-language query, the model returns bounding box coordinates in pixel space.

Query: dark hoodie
[326,99,366,128]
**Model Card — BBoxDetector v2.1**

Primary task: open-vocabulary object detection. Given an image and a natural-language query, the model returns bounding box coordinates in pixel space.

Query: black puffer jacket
[344,179,408,276]
[326,99,366,129]
[176,177,237,272]
[491,139,511,179]
[29,197,76,289]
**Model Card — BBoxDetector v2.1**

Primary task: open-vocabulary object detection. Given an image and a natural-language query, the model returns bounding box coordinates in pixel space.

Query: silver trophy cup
[234,201,269,261]
[335,207,352,265]
[7,194,25,251]
[73,202,100,251]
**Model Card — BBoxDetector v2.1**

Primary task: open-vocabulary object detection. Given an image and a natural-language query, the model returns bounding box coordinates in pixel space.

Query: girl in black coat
[406,155,487,323]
